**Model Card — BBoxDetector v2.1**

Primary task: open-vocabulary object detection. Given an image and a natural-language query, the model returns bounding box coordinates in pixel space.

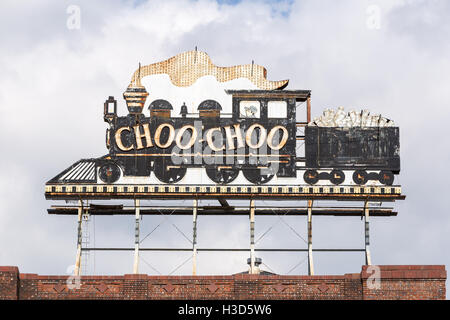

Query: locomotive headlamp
[104,96,117,122]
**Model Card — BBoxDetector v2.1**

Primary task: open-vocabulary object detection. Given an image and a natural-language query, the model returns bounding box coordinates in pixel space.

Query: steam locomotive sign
[45,51,402,200]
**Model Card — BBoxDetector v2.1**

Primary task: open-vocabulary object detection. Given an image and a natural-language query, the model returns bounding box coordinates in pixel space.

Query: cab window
[268,101,287,118]
[239,101,260,118]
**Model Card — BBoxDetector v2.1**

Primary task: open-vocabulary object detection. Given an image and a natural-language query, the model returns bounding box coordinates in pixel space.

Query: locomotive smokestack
[124,63,149,115]
[123,85,148,115]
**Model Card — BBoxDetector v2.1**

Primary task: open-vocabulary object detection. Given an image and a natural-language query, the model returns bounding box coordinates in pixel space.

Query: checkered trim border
[45,184,402,196]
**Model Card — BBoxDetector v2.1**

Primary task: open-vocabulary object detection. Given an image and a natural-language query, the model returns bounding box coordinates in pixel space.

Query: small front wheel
[98,162,122,183]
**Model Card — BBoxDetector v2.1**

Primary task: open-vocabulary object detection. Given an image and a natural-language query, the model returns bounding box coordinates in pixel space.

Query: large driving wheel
[206,166,239,184]
[243,165,275,185]
[153,158,186,183]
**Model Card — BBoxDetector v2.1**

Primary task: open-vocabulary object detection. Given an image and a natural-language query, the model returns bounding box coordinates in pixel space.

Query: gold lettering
[206,127,225,152]
[245,123,267,149]
[133,123,153,150]
[154,123,175,148]
[267,125,288,150]
[224,124,244,150]
[176,125,197,150]
[115,127,134,151]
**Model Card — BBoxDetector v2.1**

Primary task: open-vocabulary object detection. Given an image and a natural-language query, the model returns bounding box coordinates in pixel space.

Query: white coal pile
[308,107,395,128]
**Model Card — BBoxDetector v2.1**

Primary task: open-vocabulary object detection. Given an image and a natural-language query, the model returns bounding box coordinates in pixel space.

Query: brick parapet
[0,265,446,300]
[0,267,19,300]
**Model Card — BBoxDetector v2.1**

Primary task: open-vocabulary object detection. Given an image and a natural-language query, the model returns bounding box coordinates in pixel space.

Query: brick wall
[0,265,445,300]
[0,267,19,300]
[361,265,446,300]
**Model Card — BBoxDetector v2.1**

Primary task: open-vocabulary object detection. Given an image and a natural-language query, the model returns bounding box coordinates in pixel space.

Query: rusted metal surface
[306,96,311,123]
[44,183,405,201]
[307,200,314,275]
[364,200,372,265]
[192,199,198,275]
[82,247,366,252]
[47,206,398,216]
[133,199,140,274]
[249,200,256,274]
[47,87,402,189]
[45,52,404,207]
[305,126,400,172]
[74,200,83,276]
[224,89,310,101]
[45,193,404,201]
[96,90,301,184]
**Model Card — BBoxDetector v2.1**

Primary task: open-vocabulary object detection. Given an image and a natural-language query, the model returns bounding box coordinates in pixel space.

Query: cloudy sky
[0,0,449,294]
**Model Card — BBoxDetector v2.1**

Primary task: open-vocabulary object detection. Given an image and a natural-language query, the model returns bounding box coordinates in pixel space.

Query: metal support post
[364,200,372,265]
[307,199,314,275]
[133,198,140,274]
[249,199,256,274]
[306,96,311,123]
[74,200,83,276]
[192,199,198,275]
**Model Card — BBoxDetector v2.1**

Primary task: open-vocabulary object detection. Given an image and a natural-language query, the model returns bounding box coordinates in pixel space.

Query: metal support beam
[306,96,311,123]
[307,200,314,275]
[133,199,140,274]
[218,198,230,208]
[74,200,83,276]
[249,199,256,274]
[48,205,397,217]
[192,199,198,275]
[364,200,372,265]
[83,247,366,252]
